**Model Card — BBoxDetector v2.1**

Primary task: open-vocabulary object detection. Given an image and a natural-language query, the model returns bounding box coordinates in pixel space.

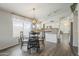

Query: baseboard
[0,44,19,51]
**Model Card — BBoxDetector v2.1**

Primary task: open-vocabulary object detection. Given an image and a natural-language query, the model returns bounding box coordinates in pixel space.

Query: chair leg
[37,47,40,52]
[21,42,23,49]
[42,40,45,48]
[28,48,31,54]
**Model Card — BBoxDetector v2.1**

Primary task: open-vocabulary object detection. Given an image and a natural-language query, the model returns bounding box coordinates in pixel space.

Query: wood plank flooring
[0,42,78,56]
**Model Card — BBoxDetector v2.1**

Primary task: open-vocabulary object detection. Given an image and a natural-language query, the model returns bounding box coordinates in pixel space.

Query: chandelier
[32,8,37,24]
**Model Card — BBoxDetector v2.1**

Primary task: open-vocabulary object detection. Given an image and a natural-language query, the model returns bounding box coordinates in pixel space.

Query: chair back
[20,31,24,41]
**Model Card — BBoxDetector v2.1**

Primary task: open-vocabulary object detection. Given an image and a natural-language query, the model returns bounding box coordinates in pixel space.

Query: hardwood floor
[0,41,78,56]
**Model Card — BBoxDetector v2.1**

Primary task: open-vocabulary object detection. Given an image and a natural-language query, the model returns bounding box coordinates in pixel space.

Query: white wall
[60,20,70,33]
[0,10,18,50]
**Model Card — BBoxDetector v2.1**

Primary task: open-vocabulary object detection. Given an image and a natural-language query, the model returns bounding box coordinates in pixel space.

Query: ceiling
[0,3,72,23]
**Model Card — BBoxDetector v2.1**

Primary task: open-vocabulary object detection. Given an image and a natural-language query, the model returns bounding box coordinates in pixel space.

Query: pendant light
[32,8,37,24]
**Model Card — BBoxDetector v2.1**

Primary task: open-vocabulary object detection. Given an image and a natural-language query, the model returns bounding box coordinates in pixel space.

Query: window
[12,15,32,38]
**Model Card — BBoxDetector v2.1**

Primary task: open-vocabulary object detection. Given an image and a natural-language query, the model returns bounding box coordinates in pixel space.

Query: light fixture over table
[32,8,37,24]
